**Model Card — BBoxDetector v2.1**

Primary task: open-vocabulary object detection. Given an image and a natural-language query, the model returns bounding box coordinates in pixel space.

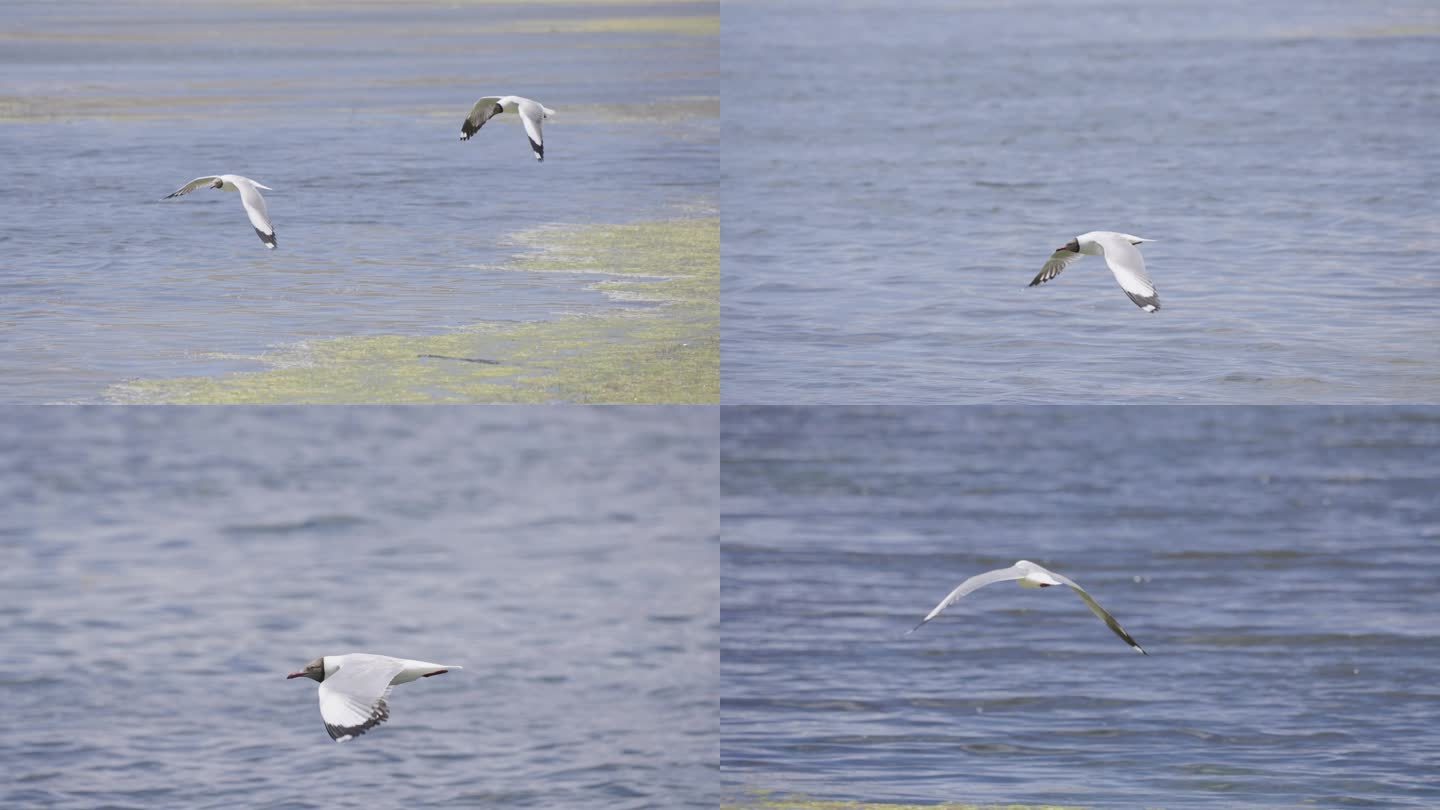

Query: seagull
[460,95,555,161]
[1029,231,1159,311]
[287,653,463,742]
[163,175,276,249]
[906,559,1147,653]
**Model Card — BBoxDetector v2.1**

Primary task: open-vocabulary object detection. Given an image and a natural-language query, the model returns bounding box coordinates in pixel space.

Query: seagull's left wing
[163,176,219,199]
[1091,233,1159,312]
[908,564,1029,634]
[461,96,503,141]
[317,657,407,742]
[1029,250,1083,287]
[1048,569,1148,654]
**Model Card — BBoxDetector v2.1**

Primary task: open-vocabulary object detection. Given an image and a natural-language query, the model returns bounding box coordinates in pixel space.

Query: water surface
[2,406,719,809]
[722,0,1440,403]
[0,0,717,402]
[722,406,1440,807]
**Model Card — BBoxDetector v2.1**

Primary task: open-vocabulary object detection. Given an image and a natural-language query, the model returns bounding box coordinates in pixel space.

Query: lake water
[721,406,1440,807]
[0,406,718,809]
[0,1,717,403]
[722,0,1440,404]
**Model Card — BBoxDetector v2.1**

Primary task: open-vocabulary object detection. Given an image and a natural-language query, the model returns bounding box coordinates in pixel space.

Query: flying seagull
[287,653,463,741]
[1029,231,1159,311]
[460,95,555,161]
[163,175,276,249]
[907,559,1147,653]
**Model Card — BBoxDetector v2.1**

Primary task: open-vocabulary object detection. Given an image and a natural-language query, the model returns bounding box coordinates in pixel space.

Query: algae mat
[108,217,718,404]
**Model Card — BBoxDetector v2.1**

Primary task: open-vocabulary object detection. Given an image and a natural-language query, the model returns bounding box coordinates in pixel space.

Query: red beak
[286,672,305,679]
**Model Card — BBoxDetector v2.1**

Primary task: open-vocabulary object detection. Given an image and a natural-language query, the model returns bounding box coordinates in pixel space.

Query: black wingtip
[530,137,543,161]
[324,699,389,741]
[255,227,276,248]
[1125,291,1160,312]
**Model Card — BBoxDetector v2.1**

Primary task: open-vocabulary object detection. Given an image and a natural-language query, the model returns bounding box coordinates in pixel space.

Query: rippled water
[0,1,717,403]
[723,0,1440,403]
[722,406,1440,807]
[1,407,718,809]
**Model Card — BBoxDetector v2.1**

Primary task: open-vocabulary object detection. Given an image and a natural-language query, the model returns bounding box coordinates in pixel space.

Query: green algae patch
[496,15,718,36]
[108,217,718,404]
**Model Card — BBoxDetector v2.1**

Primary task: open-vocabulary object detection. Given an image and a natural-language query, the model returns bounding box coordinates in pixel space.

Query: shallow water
[0,1,717,403]
[721,406,1440,807]
[722,0,1440,403]
[1,406,718,809]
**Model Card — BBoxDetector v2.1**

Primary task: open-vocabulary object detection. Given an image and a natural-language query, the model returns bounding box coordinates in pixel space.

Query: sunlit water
[722,406,1440,807]
[0,2,717,402]
[723,0,1440,403]
[1,406,718,809]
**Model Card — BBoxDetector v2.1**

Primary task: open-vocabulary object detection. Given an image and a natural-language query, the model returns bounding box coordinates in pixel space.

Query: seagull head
[1014,560,1062,589]
[287,657,326,682]
[209,178,225,190]
[491,102,504,116]
[1058,238,1080,253]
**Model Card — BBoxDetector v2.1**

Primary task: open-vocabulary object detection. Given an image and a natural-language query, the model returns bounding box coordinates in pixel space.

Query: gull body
[1029,231,1159,311]
[907,559,1147,654]
[287,653,463,742]
[460,95,555,161]
[163,174,277,249]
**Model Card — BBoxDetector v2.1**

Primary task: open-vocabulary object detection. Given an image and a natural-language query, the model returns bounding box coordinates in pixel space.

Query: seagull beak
[286,671,305,679]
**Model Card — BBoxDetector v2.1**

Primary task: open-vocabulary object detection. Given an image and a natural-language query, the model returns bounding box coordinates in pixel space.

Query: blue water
[0,406,718,809]
[722,0,1440,403]
[722,406,1440,807]
[0,1,717,402]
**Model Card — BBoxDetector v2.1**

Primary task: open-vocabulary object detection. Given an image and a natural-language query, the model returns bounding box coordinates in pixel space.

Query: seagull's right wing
[317,657,407,742]
[461,96,504,141]
[233,180,276,249]
[517,102,545,161]
[907,564,1028,634]
[1048,570,1148,654]
[1091,232,1159,312]
[163,176,218,199]
[1028,250,1083,287]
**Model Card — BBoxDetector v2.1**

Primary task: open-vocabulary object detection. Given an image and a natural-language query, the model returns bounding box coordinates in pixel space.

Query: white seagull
[460,95,555,161]
[163,175,277,249]
[907,559,1147,654]
[1029,231,1159,311]
[287,653,463,742]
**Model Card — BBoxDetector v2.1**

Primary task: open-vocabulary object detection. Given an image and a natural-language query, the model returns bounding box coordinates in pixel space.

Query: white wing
[317,656,407,742]
[231,178,276,248]
[461,96,503,141]
[163,176,219,199]
[907,564,1028,633]
[1091,232,1159,311]
[517,100,545,161]
[1042,566,1148,654]
[1029,250,1083,287]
